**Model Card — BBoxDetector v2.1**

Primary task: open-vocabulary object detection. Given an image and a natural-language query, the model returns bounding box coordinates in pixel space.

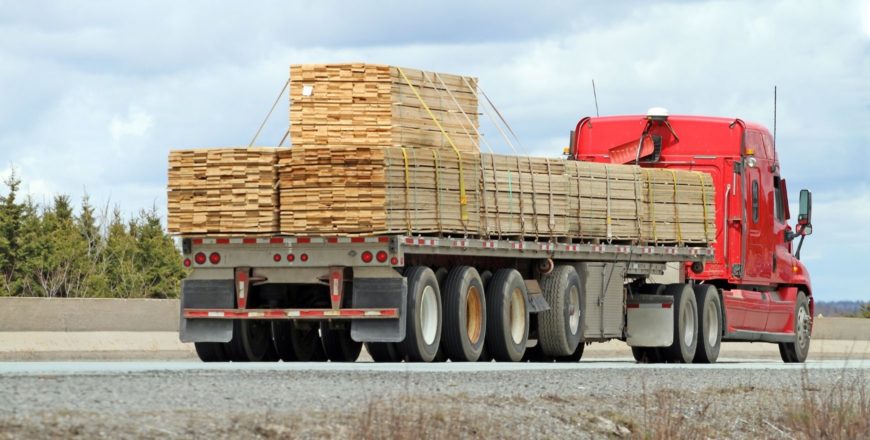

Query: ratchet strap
[669,170,683,245]
[698,172,710,243]
[645,169,658,244]
[396,67,468,223]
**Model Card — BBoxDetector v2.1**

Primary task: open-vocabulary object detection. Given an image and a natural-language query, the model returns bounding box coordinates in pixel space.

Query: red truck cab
[571,110,814,361]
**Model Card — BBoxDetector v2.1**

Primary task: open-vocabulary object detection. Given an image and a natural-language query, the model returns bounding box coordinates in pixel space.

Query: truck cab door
[743,164,772,281]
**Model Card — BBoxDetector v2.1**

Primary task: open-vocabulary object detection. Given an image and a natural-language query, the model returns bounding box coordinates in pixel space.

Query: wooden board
[167,147,278,234]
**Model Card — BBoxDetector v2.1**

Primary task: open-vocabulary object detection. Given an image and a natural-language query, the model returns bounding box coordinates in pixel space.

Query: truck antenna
[773,85,777,150]
[592,79,600,117]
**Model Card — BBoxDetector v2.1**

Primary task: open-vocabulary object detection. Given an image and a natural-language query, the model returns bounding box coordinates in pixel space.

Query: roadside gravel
[0,364,866,439]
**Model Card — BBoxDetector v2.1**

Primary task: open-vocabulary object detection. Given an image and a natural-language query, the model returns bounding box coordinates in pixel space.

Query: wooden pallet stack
[167,148,278,235]
[280,63,482,235]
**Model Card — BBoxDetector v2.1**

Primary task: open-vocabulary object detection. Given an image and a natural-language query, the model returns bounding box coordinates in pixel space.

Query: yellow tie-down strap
[396,66,468,222]
[698,171,710,243]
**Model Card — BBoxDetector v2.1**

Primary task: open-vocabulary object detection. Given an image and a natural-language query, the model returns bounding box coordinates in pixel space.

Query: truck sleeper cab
[572,111,814,362]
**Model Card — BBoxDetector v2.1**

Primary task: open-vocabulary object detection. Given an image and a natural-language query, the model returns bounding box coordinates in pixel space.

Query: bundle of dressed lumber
[479,154,715,243]
[167,148,278,234]
[289,63,479,153]
[280,62,483,235]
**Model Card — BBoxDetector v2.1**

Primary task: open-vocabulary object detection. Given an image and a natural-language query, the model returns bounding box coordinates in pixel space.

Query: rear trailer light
[376,251,388,263]
[361,251,373,263]
[194,252,206,265]
[273,253,282,262]
[287,253,295,262]
[390,257,399,265]
[209,252,221,264]
[300,253,309,262]
[183,258,191,267]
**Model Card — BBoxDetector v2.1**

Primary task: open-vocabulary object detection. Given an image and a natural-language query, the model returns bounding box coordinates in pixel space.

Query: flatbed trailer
[180,233,716,364]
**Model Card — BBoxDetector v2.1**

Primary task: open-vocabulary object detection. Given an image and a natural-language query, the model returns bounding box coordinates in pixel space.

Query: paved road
[0,358,867,375]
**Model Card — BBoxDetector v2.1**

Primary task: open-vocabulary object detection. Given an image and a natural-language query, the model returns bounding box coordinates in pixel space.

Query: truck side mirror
[798,189,812,235]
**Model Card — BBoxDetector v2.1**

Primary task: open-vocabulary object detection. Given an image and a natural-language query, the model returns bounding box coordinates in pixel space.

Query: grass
[781,368,869,440]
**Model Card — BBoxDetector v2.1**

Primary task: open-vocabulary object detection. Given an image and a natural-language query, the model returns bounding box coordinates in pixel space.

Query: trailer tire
[693,285,722,363]
[320,324,362,362]
[631,347,663,363]
[194,342,227,362]
[662,284,699,363]
[538,265,583,357]
[559,341,585,362]
[399,266,442,362]
[442,266,487,362]
[238,319,273,362]
[779,291,811,363]
[485,269,529,362]
[365,342,401,362]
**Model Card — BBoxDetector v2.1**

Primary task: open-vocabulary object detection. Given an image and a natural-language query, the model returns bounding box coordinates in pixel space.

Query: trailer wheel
[537,265,583,357]
[779,291,811,363]
[240,319,273,362]
[662,284,699,363]
[631,347,663,363]
[365,342,401,362]
[442,266,487,362]
[559,341,585,362]
[693,285,722,363]
[194,342,227,362]
[399,266,442,362]
[485,269,529,362]
[320,324,362,362]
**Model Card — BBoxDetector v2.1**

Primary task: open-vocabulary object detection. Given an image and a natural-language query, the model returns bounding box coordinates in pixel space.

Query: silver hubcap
[420,285,438,346]
[705,300,719,348]
[796,305,810,350]
[509,288,526,344]
[568,286,580,335]
[683,298,696,347]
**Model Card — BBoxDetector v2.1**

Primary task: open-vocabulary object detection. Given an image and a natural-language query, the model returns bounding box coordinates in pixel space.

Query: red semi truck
[179,110,814,364]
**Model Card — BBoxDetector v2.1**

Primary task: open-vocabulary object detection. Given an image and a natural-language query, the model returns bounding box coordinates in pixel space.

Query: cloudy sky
[0,0,868,301]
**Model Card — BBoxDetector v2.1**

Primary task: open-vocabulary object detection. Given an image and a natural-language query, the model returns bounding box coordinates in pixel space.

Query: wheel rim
[568,286,581,335]
[682,298,696,347]
[420,285,438,346]
[705,300,719,348]
[466,286,483,344]
[796,304,810,350]
[509,287,526,344]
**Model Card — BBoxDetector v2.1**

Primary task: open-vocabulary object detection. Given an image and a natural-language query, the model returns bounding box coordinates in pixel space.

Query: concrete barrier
[0,298,868,340]
[0,297,179,332]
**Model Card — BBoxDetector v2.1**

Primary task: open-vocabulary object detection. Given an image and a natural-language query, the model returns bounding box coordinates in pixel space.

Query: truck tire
[537,265,583,357]
[320,324,362,362]
[693,284,722,363]
[485,269,529,362]
[223,321,250,362]
[365,342,402,362]
[399,266,442,362]
[271,321,298,361]
[779,291,811,363]
[240,319,273,362]
[662,284,699,363]
[631,347,663,363]
[194,342,227,362]
[442,266,487,362]
[559,341,585,362]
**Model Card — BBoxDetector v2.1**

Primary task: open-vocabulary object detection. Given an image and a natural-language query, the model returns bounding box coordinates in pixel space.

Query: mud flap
[179,279,234,343]
[350,277,407,343]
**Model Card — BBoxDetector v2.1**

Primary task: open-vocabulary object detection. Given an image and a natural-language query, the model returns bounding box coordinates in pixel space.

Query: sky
[0,0,868,301]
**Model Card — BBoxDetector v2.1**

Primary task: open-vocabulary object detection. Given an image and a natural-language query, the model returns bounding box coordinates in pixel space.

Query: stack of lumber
[288,63,479,153]
[280,63,482,235]
[478,154,715,244]
[167,148,278,235]
[279,146,481,235]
